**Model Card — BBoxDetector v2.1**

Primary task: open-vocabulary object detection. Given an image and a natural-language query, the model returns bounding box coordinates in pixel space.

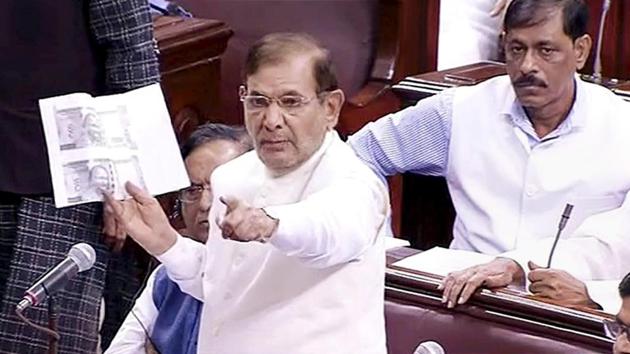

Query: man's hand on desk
[438,257,525,308]
[103,182,179,256]
[527,261,601,309]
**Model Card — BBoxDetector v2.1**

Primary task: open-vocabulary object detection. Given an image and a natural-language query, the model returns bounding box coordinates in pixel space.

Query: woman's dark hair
[504,0,588,41]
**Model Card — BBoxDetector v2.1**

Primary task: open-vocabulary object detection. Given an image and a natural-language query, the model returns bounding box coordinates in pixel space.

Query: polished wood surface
[154,15,233,142]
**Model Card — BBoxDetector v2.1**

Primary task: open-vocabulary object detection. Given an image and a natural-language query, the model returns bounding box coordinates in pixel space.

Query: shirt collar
[501,74,587,138]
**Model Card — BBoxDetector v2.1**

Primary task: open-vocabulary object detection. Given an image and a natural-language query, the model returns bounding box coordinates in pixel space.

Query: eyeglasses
[239,86,324,115]
[178,184,211,204]
[603,318,630,340]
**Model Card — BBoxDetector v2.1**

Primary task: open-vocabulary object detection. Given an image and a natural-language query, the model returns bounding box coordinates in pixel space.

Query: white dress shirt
[158,131,390,354]
[586,280,622,314]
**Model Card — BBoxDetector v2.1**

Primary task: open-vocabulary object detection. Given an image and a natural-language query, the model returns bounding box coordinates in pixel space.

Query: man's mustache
[513,75,547,88]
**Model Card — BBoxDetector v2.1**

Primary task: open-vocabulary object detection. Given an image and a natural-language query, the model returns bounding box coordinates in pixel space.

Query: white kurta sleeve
[155,235,206,301]
[265,175,388,269]
[501,197,630,281]
[105,268,159,354]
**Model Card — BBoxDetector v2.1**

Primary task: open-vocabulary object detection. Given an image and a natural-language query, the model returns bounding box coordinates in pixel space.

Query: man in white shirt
[349,0,630,308]
[104,33,389,354]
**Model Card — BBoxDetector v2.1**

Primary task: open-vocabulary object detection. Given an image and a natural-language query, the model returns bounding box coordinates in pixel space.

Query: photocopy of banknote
[39,84,189,208]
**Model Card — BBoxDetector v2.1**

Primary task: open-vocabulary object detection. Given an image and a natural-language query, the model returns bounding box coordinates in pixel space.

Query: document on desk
[392,247,494,276]
[39,83,189,208]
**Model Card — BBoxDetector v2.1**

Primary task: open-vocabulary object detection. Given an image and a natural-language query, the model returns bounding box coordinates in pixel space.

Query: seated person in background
[349,0,630,308]
[608,273,630,354]
[105,123,252,354]
[104,33,390,354]
[438,0,508,70]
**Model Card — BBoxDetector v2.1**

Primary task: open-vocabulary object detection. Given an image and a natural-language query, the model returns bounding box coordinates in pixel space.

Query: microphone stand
[582,0,619,88]
[14,301,61,354]
[47,296,59,354]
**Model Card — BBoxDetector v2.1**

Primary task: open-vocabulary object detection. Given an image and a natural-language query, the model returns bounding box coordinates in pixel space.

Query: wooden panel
[585,0,630,80]
[153,16,233,142]
[153,16,232,228]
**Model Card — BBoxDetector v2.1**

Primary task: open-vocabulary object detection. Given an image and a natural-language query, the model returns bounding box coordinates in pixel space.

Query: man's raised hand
[102,182,178,256]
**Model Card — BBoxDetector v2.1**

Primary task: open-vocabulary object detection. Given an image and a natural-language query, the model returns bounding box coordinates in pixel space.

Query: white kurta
[158,131,389,354]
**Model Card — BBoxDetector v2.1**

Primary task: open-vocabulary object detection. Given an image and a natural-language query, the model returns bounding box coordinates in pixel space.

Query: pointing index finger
[220,196,240,213]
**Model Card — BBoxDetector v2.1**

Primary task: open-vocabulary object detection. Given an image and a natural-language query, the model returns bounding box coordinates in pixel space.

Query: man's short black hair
[180,123,252,159]
[504,0,589,41]
[620,272,630,298]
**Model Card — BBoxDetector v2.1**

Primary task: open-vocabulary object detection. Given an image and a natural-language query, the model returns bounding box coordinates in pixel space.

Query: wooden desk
[385,247,614,354]
[394,62,630,104]
[154,16,232,142]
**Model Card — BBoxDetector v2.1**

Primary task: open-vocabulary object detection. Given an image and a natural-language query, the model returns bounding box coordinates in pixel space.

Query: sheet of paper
[392,246,494,276]
[384,237,410,251]
[39,83,189,207]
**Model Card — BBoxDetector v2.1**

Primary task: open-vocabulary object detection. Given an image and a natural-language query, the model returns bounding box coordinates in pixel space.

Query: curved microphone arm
[592,0,612,81]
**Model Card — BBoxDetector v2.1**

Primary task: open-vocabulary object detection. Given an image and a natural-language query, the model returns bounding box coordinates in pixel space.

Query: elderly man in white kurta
[105,33,389,354]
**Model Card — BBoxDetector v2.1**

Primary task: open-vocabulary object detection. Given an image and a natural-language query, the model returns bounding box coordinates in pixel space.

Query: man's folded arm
[347,90,454,179]
[265,177,389,269]
[155,236,206,301]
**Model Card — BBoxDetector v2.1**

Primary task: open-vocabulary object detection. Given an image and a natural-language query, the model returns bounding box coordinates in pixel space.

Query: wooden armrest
[347,81,391,108]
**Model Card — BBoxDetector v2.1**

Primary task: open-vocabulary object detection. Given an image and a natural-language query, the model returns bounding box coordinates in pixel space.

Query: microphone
[546,204,574,268]
[16,243,96,312]
[413,341,445,354]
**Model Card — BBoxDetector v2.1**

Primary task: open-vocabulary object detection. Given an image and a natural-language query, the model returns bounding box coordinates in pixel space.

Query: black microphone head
[562,204,574,218]
[68,243,96,272]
